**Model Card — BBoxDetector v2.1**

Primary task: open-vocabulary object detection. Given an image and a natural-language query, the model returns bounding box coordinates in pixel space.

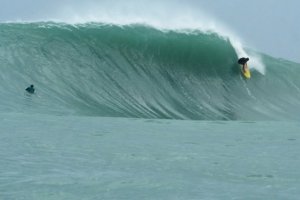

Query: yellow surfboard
[241,67,251,79]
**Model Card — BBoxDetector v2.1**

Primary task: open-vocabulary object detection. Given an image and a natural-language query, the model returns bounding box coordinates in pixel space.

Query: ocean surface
[0,22,300,199]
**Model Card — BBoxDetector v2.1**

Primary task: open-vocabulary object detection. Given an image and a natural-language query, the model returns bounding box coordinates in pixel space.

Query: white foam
[229,37,266,74]
[3,0,266,74]
[56,1,266,74]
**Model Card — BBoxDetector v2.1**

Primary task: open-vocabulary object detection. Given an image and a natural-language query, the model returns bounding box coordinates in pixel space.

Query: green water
[0,23,300,120]
[1,114,300,199]
[1,22,300,199]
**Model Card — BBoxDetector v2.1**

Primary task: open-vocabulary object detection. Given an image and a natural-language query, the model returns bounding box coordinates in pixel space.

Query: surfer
[238,57,249,73]
[25,84,35,94]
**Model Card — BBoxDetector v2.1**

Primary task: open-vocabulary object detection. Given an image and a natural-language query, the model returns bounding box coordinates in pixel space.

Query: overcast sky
[194,0,299,63]
[0,0,299,62]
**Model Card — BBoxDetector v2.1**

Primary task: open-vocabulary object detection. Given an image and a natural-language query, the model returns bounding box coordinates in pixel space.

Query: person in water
[25,85,35,94]
[238,57,249,73]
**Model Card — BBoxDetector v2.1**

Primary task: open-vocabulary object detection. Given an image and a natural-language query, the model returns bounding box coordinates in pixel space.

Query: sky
[194,0,299,63]
[0,0,299,62]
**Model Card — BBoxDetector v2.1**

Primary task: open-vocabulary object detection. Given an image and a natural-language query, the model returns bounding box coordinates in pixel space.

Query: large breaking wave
[0,22,299,120]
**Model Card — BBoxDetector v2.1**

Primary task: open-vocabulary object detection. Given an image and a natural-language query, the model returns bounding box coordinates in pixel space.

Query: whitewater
[1,20,300,199]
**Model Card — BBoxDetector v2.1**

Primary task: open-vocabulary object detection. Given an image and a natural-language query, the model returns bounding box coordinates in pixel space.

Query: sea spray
[0,22,299,120]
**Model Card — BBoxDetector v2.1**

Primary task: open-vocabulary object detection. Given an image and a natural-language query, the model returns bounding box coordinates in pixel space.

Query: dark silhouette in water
[238,57,249,73]
[25,85,35,94]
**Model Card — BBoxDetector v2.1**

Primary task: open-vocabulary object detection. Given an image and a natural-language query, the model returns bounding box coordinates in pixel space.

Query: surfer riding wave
[238,57,249,73]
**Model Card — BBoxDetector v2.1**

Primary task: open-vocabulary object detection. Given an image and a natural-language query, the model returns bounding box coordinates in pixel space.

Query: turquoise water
[0,23,300,120]
[1,22,300,199]
[1,114,300,199]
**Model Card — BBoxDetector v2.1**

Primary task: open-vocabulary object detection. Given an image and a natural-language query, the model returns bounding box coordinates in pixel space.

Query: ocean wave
[0,23,299,120]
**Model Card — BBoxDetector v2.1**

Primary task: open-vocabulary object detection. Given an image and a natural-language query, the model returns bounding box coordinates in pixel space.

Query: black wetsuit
[238,57,249,65]
[26,85,35,94]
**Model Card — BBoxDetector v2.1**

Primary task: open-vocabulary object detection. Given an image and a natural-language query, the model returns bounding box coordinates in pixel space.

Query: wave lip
[0,22,299,120]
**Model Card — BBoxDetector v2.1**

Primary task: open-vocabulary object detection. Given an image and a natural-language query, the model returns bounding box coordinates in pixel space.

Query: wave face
[0,22,300,120]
